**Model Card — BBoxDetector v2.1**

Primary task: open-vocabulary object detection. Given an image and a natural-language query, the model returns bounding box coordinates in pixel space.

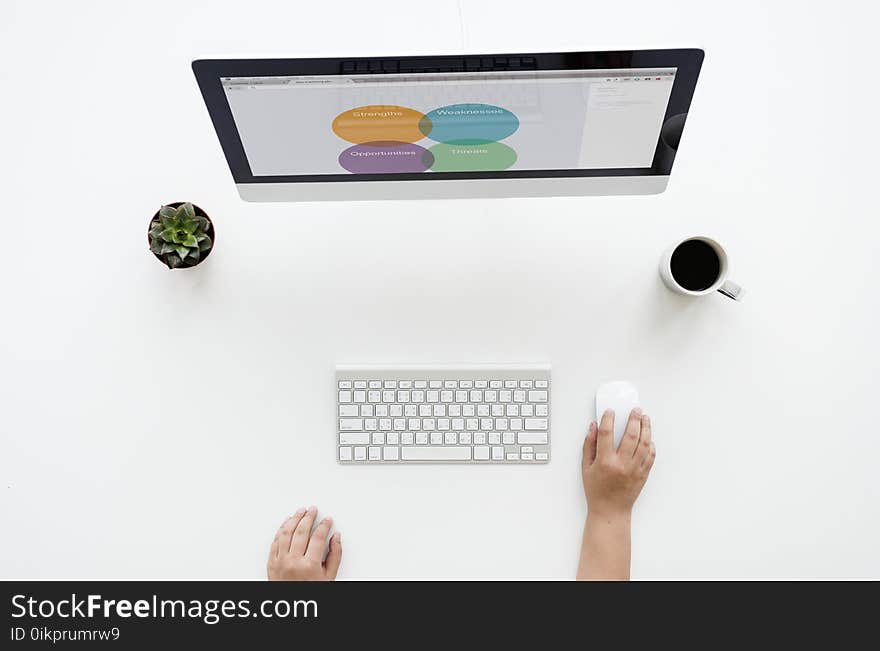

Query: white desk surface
[2,0,878,580]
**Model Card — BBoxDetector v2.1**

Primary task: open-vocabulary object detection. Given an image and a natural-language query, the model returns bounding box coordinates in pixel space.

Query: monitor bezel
[192,48,704,185]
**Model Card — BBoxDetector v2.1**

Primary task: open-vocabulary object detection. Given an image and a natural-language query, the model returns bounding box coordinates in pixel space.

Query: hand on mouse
[582,408,655,518]
[267,506,342,581]
[577,409,655,580]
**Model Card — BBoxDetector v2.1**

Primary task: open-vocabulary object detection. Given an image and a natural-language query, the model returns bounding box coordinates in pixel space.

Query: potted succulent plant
[148,202,214,269]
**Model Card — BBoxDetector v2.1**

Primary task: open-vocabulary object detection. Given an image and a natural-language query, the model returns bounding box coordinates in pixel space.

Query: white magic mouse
[595,381,641,449]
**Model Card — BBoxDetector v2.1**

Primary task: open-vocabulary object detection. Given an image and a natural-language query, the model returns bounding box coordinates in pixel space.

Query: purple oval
[338,141,434,174]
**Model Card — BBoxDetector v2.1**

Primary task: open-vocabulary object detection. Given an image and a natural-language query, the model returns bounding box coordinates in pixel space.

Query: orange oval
[332,105,428,145]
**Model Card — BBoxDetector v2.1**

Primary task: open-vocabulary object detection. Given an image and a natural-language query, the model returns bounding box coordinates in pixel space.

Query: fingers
[306,516,333,561]
[637,414,654,465]
[617,408,643,458]
[597,409,615,458]
[583,421,598,465]
[274,508,306,557]
[641,442,657,474]
[324,532,343,579]
[291,505,317,555]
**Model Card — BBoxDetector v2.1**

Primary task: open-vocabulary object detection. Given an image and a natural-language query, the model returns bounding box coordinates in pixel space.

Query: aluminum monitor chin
[193,49,703,202]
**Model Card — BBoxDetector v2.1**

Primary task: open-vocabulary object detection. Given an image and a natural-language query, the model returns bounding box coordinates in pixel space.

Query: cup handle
[718,280,743,301]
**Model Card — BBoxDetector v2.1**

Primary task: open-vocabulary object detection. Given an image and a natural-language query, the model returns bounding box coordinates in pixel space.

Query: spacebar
[400,447,472,461]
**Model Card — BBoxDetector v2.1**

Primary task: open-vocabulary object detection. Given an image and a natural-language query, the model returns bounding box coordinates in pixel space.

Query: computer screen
[221,68,676,177]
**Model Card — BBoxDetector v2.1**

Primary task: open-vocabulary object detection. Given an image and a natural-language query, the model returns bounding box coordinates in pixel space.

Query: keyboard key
[419,404,432,417]
[491,446,504,460]
[504,380,517,388]
[429,380,442,388]
[398,390,410,402]
[339,446,352,461]
[502,432,515,444]
[536,452,549,461]
[460,380,473,389]
[486,390,498,402]
[521,405,534,417]
[536,404,548,416]
[414,380,427,388]
[338,381,352,389]
[506,404,519,416]
[384,380,397,388]
[412,390,425,403]
[372,432,385,445]
[361,405,373,417]
[500,391,512,403]
[448,404,461,417]
[513,390,526,403]
[430,432,443,445]
[462,404,475,417]
[444,380,457,388]
[455,390,468,402]
[535,380,548,388]
[491,404,504,416]
[354,446,366,460]
[441,390,454,402]
[475,380,488,389]
[524,418,548,430]
[520,380,533,388]
[405,405,417,417]
[383,390,395,402]
[340,432,369,445]
[401,447,472,461]
[506,453,520,461]
[489,432,501,444]
[368,391,381,402]
[354,390,366,403]
[408,418,421,430]
[470,390,483,402]
[365,418,378,431]
[339,390,352,403]
[393,418,405,430]
[387,432,399,445]
[354,381,367,389]
[339,418,363,431]
[474,432,486,444]
[369,380,381,389]
[521,446,534,453]
[368,447,381,461]
[518,432,549,444]
[380,418,393,430]
[528,390,548,402]
[477,404,490,416]
[401,432,414,445]
[389,404,402,417]
[339,405,359,416]
[427,390,439,402]
[383,446,400,461]
[474,446,490,460]
[399,381,412,389]
[490,380,502,388]
[510,418,523,430]
[522,453,535,460]
[445,432,457,445]
[459,432,472,445]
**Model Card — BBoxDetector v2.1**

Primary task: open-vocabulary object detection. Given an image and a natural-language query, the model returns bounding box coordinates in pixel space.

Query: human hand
[582,409,656,519]
[267,506,342,581]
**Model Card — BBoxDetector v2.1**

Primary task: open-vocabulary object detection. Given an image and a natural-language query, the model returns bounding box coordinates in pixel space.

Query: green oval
[428,142,517,172]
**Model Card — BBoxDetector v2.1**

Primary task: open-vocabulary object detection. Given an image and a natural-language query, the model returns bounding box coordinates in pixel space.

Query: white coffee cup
[659,236,743,300]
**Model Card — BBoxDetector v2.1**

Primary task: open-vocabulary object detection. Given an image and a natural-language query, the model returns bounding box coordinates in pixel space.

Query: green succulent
[149,202,213,269]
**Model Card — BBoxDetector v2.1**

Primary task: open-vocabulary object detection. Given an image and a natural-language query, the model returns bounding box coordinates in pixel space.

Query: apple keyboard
[336,366,550,464]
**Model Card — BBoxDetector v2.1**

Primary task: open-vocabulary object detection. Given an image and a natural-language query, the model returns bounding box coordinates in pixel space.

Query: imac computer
[193,49,703,201]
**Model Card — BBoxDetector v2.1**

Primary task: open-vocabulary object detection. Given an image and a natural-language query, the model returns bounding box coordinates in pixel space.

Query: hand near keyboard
[267,506,342,581]
[577,409,656,580]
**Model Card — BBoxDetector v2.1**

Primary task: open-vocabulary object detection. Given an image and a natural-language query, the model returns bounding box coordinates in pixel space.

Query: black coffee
[670,239,721,291]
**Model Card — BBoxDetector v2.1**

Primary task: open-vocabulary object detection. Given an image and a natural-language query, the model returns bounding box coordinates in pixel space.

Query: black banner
[2,581,875,646]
